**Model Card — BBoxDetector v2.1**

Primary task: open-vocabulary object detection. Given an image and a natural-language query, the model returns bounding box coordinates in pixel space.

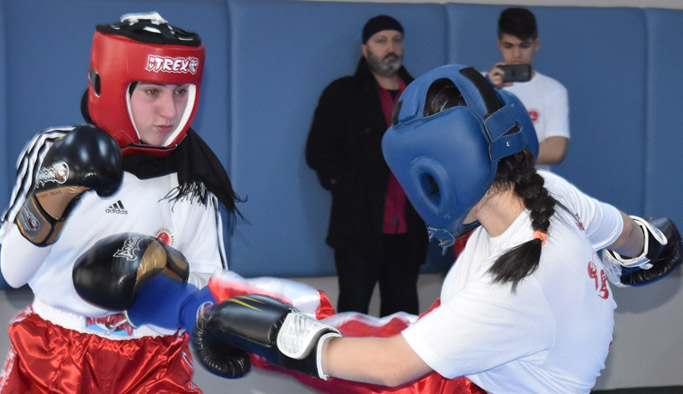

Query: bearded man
[305,15,428,317]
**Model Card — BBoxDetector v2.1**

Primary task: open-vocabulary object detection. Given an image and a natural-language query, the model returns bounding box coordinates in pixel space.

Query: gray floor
[592,388,683,394]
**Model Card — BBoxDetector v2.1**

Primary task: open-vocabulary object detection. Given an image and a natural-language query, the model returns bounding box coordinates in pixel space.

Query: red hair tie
[533,230,547,245]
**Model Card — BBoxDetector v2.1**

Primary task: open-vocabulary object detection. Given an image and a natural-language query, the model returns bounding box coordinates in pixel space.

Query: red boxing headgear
[87,12,204,156]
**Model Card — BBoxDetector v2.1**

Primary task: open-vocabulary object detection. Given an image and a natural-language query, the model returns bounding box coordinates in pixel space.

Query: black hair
[488,149,556,291]
[424,77,556,292]
[498,7,538,41]
[80,89,93,124]
[423,79,466,116]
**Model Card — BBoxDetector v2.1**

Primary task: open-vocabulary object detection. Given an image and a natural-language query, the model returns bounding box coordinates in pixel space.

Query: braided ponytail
[418,77,556,291]
[487,149,557,291]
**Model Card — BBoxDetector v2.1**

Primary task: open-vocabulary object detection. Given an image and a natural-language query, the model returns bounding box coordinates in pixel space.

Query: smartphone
[499,64,532,83]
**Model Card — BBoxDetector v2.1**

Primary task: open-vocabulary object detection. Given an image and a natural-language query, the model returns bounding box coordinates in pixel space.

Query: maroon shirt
[378,80,408,234]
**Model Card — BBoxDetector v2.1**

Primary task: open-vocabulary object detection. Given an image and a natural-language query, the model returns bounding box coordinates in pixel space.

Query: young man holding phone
[487,7,569,170]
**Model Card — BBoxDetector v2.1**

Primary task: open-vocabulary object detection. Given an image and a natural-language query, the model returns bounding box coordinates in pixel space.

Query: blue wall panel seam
[642,8,651,216]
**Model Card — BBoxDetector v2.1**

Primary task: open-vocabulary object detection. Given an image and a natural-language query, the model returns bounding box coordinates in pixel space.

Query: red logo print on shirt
[157,232,171,244]
[587,261,610,299]
[154,226,175,246]
[528,110,539,123]
[574,214,586,231]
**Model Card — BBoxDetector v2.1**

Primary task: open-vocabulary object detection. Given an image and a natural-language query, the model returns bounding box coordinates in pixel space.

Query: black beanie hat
[362,15,403,43]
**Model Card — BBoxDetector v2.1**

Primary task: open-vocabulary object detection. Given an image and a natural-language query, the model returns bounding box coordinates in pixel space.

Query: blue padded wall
[0,2,5,208]
[644,9,683,226]
[536,7,647,215]
[227,0,449,276]
[0,2,6,288]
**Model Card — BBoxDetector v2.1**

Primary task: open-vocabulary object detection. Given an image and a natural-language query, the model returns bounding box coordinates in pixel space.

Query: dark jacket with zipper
[305,57,428,262]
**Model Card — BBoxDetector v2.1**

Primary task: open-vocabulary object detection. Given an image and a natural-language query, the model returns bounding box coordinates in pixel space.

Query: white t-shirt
[402,171,622,393]
[504,71,570,143]
[0,127,226,337]
[504,72,569,172]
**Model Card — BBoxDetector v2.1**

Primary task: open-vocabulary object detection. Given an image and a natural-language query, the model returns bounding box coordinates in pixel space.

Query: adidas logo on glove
[106,200,128,215]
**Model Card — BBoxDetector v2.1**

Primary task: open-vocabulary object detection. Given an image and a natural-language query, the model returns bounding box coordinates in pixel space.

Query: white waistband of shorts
[31,298,164,340]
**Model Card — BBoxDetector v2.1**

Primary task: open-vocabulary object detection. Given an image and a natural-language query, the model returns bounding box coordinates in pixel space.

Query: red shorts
[0,306,201,394]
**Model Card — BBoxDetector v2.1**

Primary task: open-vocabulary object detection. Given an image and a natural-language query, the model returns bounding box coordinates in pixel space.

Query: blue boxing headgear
[382,64,538,248]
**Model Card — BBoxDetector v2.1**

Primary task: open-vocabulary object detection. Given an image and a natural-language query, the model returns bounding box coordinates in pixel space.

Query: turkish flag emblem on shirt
[528,109,539,123]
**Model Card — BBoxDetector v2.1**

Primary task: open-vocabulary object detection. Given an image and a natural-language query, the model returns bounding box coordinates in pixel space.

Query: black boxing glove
[193,326,253,379]
[15,125,123,246]
[74,240,252,379]
[603,216,683,287]
[193,294,341,380]
[72,232,189,310]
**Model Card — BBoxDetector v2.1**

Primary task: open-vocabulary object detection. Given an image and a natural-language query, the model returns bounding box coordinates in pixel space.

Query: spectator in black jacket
[305,15,428,317]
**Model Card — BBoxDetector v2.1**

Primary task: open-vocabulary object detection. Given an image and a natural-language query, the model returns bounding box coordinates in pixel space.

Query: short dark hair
[498,7,537,41]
